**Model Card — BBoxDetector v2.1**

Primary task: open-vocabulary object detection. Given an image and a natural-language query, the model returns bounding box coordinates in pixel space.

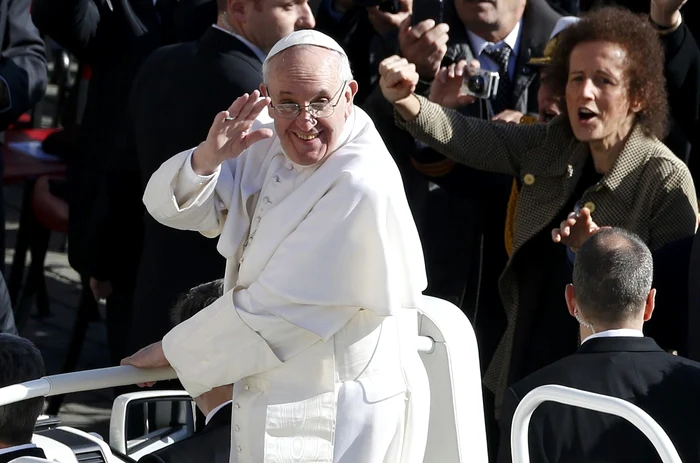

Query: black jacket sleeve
[0,0,47,131]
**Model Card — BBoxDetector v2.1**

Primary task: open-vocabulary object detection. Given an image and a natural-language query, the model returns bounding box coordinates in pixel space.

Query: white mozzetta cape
[143,107,429,463]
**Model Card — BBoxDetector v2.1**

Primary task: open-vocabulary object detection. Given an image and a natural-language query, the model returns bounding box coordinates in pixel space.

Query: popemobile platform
[0,297,685,463]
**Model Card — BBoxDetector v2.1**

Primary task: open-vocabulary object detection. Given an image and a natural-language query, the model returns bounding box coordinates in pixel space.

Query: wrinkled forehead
[265,46,342,89]
[266,45,337,74]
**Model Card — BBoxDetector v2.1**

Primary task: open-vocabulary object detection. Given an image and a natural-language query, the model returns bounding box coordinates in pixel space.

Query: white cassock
[143,106,430,463]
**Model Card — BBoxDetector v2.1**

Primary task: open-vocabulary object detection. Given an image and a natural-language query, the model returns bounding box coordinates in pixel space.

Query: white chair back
[418,296,489,463]
[511,384,683,463]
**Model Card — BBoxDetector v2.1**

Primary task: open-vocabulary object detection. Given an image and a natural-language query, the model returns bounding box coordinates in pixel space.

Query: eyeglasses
[268,81,348,119]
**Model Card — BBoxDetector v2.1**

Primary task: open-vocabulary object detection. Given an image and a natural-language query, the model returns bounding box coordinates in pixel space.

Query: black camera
[354,0,400,13]
[461,69,500,99]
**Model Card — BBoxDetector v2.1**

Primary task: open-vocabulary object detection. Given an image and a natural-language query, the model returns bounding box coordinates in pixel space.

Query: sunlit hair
[548,6,669,139]
[262,45,353,86]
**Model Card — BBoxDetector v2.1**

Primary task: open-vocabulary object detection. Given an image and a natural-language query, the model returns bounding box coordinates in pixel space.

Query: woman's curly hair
[548,6,669,140]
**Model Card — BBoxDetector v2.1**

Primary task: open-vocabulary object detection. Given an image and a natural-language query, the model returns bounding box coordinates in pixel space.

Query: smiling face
[565,41,640,149]
[455,0,525,41]
[262,46,358,166]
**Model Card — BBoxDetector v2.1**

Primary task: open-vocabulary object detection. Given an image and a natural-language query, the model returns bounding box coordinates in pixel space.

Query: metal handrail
[0,336,437,407]
[0,366,177,407]
[511,384,683,463]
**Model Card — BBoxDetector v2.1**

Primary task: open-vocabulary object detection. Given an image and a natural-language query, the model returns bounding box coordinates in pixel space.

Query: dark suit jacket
[31,0,164,277]
[139,403,232,463]
[125,26,262,352]
[498,337,700,463]
[0,446,47,463]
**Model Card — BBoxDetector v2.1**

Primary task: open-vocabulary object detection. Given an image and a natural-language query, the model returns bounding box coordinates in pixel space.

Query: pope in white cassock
[121,30,430,463]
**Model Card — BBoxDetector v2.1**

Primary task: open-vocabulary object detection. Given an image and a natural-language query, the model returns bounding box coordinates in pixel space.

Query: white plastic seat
[511,384,684,463]
[418,296,489,463]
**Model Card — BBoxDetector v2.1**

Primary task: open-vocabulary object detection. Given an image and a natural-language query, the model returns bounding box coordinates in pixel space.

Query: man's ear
[347,80,359,101]
[643,288,656,322]
[565,284,577,318]
[229,0,247,23]
[260,83,269,98]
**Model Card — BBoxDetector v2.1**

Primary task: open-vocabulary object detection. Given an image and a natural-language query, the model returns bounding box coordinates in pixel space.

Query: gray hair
[573,228,654,325]
[171,279,225,326]
[262,45,353,86]
[0,334,45,445]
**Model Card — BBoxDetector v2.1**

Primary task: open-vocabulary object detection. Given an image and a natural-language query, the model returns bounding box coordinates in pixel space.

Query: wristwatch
[650,13,683,35]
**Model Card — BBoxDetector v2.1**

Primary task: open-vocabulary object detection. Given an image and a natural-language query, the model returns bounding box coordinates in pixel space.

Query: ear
[260,83,269,98]
[643,288,656,322]
[344,80,359,117]
[565,284,577,318]
[229,0,247,23]
[630,96,643,114]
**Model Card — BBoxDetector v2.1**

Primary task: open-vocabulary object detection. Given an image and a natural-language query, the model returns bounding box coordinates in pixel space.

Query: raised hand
[398,17,450,80]
[379,55,420,105]
[650,0,686,26]
[551,207,607,251]
[429,59,477,109]
[192,90,273,175]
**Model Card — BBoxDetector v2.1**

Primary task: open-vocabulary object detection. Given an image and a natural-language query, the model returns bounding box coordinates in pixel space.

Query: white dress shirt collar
[205,400,233,426]
[0,443,37,456]
[465,19,522,58]
[581,328,644,344]
[212,25,267,63]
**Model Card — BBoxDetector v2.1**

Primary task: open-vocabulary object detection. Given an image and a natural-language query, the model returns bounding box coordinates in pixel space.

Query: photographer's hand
[429,59,477,109]
[399,17,450,80]
[367,0,411,35]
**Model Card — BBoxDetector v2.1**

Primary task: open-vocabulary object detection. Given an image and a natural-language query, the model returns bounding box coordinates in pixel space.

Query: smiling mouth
[295,133,318,141]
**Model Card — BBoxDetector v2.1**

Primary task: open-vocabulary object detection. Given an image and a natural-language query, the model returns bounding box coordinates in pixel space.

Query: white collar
[0,443,37,456]
[465,19,522,58]
[581,328,644,344]
[205,400,233,426]
[212,25,267,63]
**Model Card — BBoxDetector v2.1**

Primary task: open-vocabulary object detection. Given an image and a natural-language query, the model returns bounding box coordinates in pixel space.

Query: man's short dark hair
[573,228,653,325]
[0,334,46,445]
[171,280,225,326]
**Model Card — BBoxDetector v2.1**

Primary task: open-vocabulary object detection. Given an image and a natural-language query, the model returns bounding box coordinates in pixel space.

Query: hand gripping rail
[511,384,683,463]
[0,366,178,407]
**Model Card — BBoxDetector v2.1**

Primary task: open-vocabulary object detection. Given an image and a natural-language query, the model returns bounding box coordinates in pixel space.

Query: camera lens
[467,76,485,93]
[378,0,398,12]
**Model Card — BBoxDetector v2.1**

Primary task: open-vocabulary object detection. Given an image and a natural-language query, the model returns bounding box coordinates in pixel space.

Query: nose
[295,108,317,130]
[580,78,596,100]
[297,3,315,29]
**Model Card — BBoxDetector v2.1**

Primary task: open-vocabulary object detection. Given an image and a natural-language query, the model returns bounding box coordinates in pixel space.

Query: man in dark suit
[0,334,47,463]
[138,280,233,463]
[123,0,314,356]
[0,0,47,277]
[30,0,204,368]
[498,228,700,463]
